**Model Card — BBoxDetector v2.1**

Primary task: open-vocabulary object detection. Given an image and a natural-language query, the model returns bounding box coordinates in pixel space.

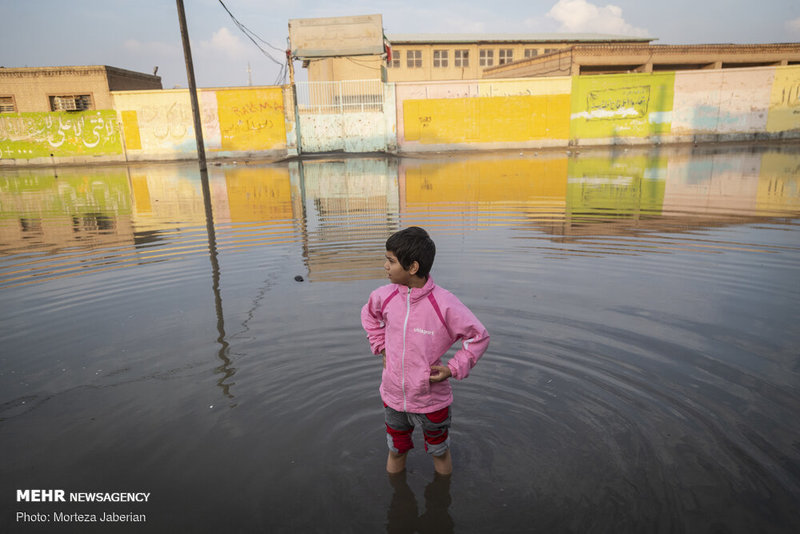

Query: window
[50,94,92,111]
[479,49,494,67]
[455,49,469,67]
[433,50,449,68]
[544,48,559,54]
[406,50,422,68]
[499,49,513,65]
[387,54,400,68]
[0,96,15,113]
[524,48,538,59]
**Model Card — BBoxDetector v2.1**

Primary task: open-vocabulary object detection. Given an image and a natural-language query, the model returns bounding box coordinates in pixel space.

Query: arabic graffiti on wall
[216,88,286,151]
[570,73,675,139]
[0,110,122,159]
[767,66,800,133]
[672,69,773,134]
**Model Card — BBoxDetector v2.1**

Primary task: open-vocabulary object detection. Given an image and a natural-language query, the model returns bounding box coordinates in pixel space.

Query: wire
[217,0,288,84]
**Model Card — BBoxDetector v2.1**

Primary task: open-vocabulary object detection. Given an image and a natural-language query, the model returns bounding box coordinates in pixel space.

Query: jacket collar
[395,275,436,302]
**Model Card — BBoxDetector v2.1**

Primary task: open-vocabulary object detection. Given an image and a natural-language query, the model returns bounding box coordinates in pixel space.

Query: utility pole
[175,0,207,171]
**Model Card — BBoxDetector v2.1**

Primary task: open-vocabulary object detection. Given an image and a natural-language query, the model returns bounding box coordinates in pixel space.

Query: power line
[216,0,288,84]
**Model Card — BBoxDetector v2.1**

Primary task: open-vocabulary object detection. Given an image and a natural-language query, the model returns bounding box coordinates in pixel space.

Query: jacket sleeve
[361,289,386,355]
[445,300,489,380]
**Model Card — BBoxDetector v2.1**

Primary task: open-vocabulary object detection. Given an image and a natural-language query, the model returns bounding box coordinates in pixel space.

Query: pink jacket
[361,276,489,413]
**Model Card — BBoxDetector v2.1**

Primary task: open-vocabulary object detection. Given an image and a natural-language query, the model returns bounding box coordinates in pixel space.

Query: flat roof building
[303,33,654,82]
[482,43,800,78]
[0,65,162,113]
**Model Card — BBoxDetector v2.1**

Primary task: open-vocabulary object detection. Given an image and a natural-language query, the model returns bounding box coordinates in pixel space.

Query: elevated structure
[290,14,387,82]
[482,43,800,78]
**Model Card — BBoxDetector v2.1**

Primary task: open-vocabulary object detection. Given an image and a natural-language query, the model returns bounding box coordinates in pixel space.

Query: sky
[2,0,799,89]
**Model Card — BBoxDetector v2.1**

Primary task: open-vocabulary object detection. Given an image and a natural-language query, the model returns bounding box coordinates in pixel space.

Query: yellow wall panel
[766,66,800,133]
[402,94,570,144]
[121,110,142,150]
[216,88,287,151]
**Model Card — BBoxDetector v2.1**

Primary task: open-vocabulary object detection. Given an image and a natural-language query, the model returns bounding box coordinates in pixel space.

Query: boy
[361,227,489,475]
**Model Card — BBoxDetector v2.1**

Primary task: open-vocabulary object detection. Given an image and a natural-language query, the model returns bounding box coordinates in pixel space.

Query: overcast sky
[2,0,799,89]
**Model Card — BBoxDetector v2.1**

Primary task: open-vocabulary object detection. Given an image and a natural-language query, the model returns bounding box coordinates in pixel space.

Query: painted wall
[0,110,122,160]
[766,66,800,133]
[113,87,287,161]
[396,78,572,152]
[672,69,773,135]
[4,66,800,165]
[569,72,675,141]
[297,83,396,153]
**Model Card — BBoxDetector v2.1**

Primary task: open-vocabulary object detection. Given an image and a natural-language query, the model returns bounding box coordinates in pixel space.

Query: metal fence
[295,80,384,114]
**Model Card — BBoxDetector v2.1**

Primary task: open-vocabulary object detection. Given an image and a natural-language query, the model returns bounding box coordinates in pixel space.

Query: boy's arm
[361,292,387,356]
[445,303,489,381]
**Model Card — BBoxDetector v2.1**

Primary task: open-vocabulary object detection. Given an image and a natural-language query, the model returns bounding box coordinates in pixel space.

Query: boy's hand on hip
[429,365,451,383]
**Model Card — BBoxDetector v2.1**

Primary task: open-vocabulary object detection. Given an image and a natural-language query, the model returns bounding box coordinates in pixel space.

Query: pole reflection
[200,167,235,400]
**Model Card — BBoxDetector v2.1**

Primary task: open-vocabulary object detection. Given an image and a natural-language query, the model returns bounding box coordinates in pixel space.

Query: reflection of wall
[0,168,134,254]
[128,166,208,224]
[663,152,761,215]
[403,157,567,208]
[224,167,293,223]
[756,152,800,213]
[295,158,400,281]
[566,155,667,216]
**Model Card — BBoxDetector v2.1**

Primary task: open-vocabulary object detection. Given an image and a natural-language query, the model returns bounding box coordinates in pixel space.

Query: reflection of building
[483,43,800,78]
[295,158,400,281]
[0,65,162,113]
[0,168,135,257]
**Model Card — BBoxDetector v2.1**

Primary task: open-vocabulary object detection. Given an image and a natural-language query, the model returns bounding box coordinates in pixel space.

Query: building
[0,65,162,113]
[482,43,800,78]
[302,33,654,82]
[382,33,653,82]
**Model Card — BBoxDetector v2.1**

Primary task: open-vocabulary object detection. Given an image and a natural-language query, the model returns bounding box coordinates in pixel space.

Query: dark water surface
[1,145,799,533]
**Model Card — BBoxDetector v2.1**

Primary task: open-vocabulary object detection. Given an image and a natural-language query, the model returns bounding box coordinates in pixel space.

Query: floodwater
[1,144,799,533]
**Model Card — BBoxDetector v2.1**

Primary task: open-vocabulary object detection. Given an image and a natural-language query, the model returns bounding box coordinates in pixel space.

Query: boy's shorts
[384,403,451,457]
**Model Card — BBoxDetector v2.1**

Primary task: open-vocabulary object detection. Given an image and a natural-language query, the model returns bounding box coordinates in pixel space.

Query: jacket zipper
[401,287,411,412]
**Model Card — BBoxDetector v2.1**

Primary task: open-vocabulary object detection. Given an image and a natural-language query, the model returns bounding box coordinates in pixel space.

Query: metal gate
[294,80,391,153]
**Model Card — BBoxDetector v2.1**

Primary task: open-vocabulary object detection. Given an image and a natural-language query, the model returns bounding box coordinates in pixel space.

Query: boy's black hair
[386,226,436,278]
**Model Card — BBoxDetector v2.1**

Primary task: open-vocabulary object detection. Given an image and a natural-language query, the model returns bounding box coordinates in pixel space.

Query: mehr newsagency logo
[16,489,150,524]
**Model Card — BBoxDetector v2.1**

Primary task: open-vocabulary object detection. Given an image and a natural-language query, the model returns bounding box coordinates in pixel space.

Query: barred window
[455,50,469,67]
[433,50,449,68]
[524,49,538,58]
[406,50,422,68]
[0,96,15,113]
[499,49,513,65]
[50,95,92,111]
[479,49,494,67]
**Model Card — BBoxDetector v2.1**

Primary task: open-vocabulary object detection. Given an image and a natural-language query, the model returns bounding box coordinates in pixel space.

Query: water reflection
[387,472,453,534]
[1,145,798,289]
[1,145,799,532]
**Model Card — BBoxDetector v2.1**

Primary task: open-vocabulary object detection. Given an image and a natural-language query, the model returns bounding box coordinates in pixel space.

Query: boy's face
[384,250,416,286]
